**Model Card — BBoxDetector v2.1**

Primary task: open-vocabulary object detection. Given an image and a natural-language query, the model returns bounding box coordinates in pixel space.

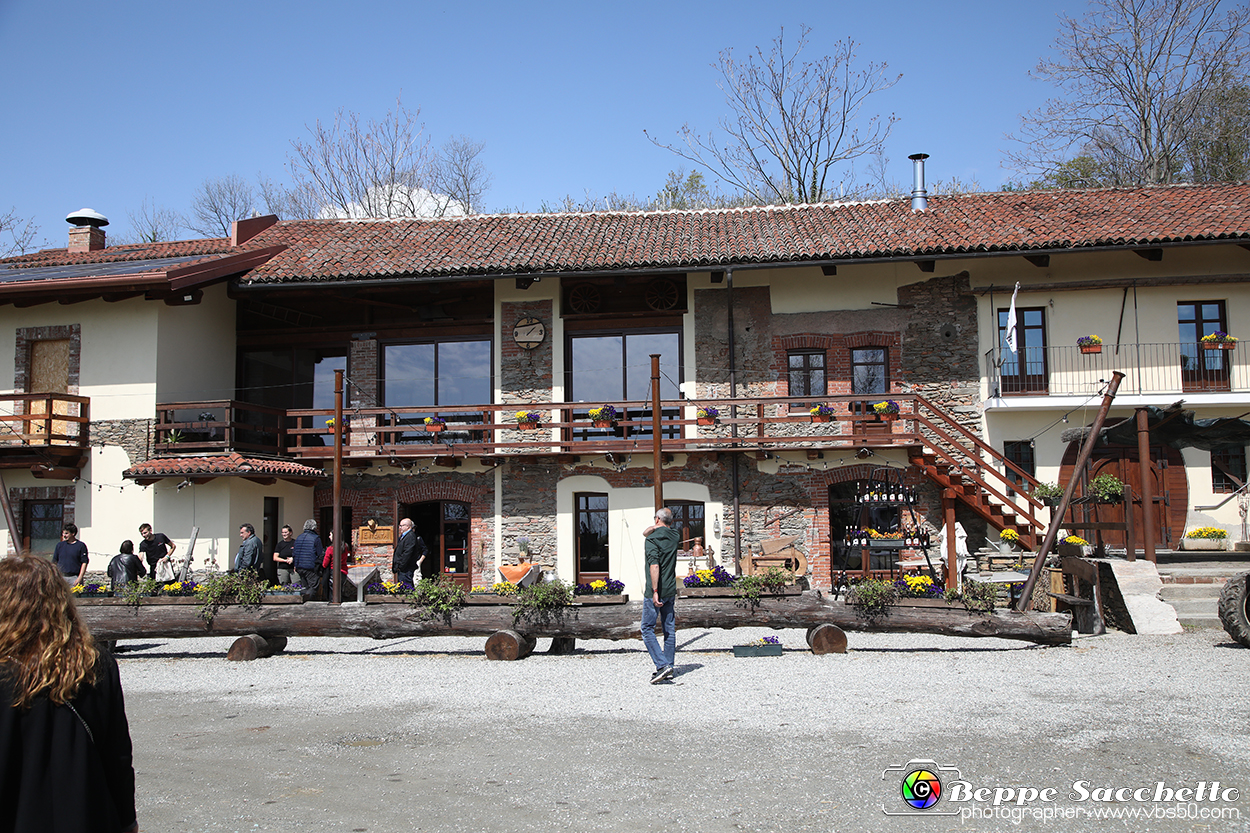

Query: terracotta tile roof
[123,453,325,481]
[0,237,234,269]
[239,183,1250,284]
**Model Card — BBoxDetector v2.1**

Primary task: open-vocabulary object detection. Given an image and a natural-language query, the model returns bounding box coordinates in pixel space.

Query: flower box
[894,598,961,609]
[464,594,515,605]
[811,415,832,423]
[679,585,802,598]
[1079,344,1102,354]
[425,424,445,433]
[697,417,715,426]
[592,419,613,428]
[733,643,782,658]
[1203,342,1235,350]
[364,594,409,604]
[571,594,629,605]
[1180,538,1226,551]
[517,422,538,430]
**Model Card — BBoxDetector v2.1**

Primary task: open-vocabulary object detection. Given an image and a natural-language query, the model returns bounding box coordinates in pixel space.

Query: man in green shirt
[642,506,681,684]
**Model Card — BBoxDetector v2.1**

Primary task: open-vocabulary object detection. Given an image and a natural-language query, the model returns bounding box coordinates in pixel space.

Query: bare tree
[187,174,258,237]
[1183,65,1250,180]
[430,135,492,214]
[645,25,901,204]
[121,198,184,244]
[257,174,321,221]
[0,208,40,258]
[288,98,449,219]
[1010,0,1250,185]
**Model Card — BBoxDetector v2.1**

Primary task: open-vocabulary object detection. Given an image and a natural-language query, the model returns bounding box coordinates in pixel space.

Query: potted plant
[696,406,720,426]
[1088,473,1123,503]
[1181,526,1228,551]
[998,527,1020,554]
[588,404,617,428]
[809,403,835,423]
[733,635,782,658]
[1201,331,1238,350]
[324,417,336,434]
[1056,534,1090,556]
[515,410,544,430]
[573,577,628,603]
[424,416,446,433]
[1033,481,1064,506]
[872,399,900,421]
[1077,334,1103,354]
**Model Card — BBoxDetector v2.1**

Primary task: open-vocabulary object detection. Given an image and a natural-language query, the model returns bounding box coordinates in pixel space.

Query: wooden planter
[364,594,409,604]
[592,420,614,428]
[733,643,783,658]
[464,594,514,605]
[425,424,445,433]
[1079,344,1102,354]
[1203,342,1236,350]
[894,598,960,610]
[679,585,803,598]
[810,414,832,423]
[572,594,629,605]
[517,422,538,430]
[697,417,716,426]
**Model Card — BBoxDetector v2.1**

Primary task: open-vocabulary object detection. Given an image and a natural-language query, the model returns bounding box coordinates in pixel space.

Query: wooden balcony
[0,393,90,475]
[154,400,288,456]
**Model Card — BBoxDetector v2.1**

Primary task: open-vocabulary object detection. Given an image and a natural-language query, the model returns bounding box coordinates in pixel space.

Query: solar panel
[0,254,211,285]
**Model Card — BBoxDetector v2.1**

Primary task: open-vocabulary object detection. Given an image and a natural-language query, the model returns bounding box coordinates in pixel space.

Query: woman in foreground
[0,554,138,833]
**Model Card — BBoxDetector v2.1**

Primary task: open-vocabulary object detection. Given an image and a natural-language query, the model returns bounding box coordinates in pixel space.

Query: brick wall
[90,418,153,464]
[4,485,76,557]
[14,324,81,393]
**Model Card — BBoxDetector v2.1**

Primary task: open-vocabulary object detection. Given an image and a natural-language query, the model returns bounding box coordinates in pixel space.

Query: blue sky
[0,0,1072,245]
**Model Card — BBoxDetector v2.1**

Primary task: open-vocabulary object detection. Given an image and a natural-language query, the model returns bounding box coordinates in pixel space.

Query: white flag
[1005,281,1021,353]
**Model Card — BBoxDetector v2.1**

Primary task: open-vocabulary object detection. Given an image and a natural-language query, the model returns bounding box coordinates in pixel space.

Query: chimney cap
[66,208,109,228]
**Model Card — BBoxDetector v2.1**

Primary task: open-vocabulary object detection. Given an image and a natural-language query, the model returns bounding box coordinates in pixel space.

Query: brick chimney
[65,208,109,252]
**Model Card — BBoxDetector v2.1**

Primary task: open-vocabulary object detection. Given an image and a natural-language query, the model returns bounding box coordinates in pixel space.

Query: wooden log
[485,630,537,661]
[76,594,1072,646]
[548,636,576,654]
[806,623,848,654]
[226,634,286,662]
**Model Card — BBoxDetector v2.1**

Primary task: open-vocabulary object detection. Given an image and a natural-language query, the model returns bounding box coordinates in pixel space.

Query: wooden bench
[744,536,808,578]
[1047,556,1105,635]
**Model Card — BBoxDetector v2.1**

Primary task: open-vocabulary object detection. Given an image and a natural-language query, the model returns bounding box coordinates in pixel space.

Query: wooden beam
[916,260,936,273]
[1134,248,1163,261]
[242,476,278,485]
[31,466,82,480]
[821,265,838,276]
[1024,254,1050,268]
[102,292,144,303]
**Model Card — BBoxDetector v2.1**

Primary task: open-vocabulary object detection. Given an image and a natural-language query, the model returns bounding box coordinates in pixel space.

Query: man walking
[391,518,425,586]
[292,519,324,598]
[234,523,262,574]
[641,507,681,684]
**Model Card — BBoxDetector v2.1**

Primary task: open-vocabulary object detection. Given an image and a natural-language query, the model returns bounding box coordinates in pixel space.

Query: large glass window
[1178,301,1230,392]
[384,340,491,406]
[998,307,1048,394]
[22,500,63,558]
[575,493,609,581]
[568,330,680,439]
[665,500,706,553]
[851,348,887,395]
[788,350,826,403]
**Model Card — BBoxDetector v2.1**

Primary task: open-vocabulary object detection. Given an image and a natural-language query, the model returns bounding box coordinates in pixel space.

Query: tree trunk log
[226,634,288,662]
[484,630,536,661]
[76,594,1071,646]
[806,623,848,654]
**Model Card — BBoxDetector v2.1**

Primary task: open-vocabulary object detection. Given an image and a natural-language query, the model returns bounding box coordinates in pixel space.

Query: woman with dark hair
[0,554,138,833]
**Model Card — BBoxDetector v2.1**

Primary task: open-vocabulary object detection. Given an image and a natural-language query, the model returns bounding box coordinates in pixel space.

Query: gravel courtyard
[117,626,1249,833]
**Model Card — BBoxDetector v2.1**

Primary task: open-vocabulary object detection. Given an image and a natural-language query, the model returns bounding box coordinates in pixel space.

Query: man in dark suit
[391,518,426,586]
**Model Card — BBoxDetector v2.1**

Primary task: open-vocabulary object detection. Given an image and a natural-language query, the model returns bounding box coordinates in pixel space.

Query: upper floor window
[997,307,1047,394]
[1178,301,1228,343]
[788,349,826,403]
[851,348,888,395]
[384,340,491,407]
[567,329,681,439]
[1178,301,1230,393]
[1003,440,1036,497]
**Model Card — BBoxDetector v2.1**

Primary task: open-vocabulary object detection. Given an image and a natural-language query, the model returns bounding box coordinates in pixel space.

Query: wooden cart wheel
[568,284,601,314]
[645,278,679,311]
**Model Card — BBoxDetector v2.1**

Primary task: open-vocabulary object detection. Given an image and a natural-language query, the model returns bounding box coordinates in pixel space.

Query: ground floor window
[22,499,63,557]
[664,500,706,554]
[1212,446,1247,493]
[1003,440,1036,496]
[574,493,609,583]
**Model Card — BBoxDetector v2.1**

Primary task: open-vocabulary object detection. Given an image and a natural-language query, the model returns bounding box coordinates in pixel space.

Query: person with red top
[322,530,355,600]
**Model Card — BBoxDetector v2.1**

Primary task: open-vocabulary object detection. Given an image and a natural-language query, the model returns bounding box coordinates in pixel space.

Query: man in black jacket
[291,519,324,598]
[391,518,426,586]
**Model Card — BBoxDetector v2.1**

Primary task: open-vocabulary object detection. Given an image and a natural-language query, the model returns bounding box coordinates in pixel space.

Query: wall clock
[513,317,546,350]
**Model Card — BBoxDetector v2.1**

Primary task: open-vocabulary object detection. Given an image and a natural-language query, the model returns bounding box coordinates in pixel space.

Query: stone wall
[899,272,983,436]
[90,418,154,465]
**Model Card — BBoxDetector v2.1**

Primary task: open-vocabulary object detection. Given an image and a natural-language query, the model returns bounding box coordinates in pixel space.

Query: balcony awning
[123,453,325,487]
[1069,403,1250,452]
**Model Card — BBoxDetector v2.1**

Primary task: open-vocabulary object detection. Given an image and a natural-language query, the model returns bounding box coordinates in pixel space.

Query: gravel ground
[116,626,1249,833]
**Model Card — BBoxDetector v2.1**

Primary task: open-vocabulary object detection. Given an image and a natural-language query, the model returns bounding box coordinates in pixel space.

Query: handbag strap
[65,701,95,745]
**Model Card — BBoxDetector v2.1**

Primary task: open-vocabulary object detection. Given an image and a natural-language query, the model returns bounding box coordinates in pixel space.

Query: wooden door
[28,339,70,442]
[408,501,472,589]
[1060,442,1186,550]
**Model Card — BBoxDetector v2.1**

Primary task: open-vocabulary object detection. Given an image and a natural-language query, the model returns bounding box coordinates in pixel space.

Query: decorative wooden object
[358,525,394,547]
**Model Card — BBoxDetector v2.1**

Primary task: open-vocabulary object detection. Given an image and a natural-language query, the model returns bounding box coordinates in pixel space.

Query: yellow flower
[71,584,84,594]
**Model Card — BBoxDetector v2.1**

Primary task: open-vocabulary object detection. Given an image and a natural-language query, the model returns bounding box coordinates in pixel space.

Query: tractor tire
[1217,571,1250,648]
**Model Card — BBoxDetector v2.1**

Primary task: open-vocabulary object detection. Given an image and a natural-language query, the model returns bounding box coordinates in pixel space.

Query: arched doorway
[1059,440,1187,550]
[402,500,472,588]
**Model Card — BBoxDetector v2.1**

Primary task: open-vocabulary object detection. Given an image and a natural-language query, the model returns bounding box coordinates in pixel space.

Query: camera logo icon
[882,759,961,816]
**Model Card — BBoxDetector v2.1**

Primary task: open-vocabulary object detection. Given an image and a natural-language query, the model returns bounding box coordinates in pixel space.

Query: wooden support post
[651,354,662,512]
[485,629,537,661]
[1135,407,1156,563]
[332,369,344,604]
[0,470,21,556]
[943,492,957,591]
[226,634,289,662]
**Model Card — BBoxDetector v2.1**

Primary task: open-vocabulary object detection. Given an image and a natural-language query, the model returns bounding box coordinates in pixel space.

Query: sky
[0,0,1075,246]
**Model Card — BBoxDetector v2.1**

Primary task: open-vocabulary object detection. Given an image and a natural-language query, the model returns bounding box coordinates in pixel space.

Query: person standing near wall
[137,524,175,584]
[234,524,262,574]
[273,525,295,586]
[53,524,88,586]
[292,519,324,598]
[641,507,681,684]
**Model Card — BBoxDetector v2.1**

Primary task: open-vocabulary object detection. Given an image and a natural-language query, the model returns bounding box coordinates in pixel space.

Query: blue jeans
[641,596,676,670]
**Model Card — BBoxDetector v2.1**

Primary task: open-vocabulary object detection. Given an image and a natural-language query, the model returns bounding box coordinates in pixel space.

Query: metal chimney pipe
[909,153,930,212]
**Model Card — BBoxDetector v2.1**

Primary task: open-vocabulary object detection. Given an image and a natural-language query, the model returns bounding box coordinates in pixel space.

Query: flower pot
[1203,342,1235,350]
[810,415,832,423]
[733,643,783,658]
[998,541,1017,555]
[425,424,445,433]
[878,413,898,422]
[517,422,538,430]
[1079,344,1102,354]
[697,417,715,426]
[592,420,613,428]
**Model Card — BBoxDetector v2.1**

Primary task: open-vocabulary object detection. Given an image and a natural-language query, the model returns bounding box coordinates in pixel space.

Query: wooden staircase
[905,396,1048,550]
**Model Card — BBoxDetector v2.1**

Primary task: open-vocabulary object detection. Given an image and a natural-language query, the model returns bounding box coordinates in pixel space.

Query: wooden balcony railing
[0,393,90,449]
[986,341,1248,397]
[154,401,288,456]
